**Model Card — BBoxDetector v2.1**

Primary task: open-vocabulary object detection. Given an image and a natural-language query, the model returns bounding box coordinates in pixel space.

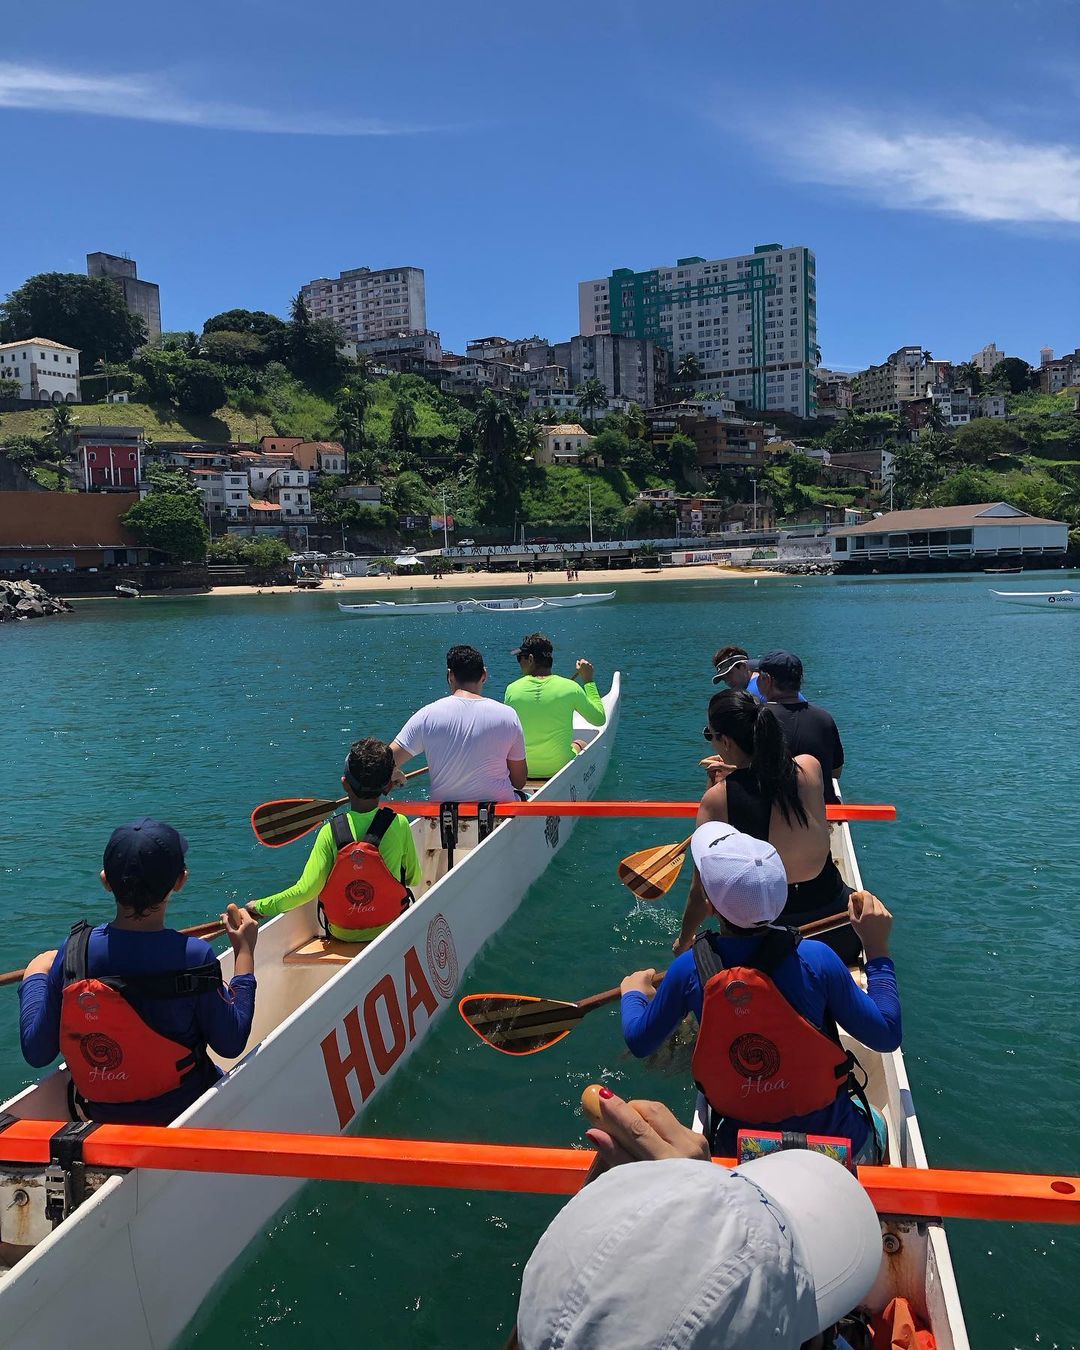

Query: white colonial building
[0,338,81,402]
[830,502,1069,564]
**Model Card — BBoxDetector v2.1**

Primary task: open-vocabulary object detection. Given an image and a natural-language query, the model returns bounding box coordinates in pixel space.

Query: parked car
[458,538,475,546]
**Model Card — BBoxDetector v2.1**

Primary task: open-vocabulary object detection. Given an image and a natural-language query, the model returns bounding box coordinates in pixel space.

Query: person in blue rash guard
[19,817,257,1125]
[620,823,900,1163]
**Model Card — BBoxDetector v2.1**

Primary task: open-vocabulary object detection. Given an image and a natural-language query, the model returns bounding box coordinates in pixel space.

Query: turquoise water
[1,574,1077,1349]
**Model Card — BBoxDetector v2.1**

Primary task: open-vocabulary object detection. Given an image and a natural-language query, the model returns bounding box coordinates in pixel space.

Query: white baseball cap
[690,823,788,927]
[517,1152,883,1348]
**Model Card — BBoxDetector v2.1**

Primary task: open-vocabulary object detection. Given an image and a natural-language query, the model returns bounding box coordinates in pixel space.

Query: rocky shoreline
[0,579,73,622]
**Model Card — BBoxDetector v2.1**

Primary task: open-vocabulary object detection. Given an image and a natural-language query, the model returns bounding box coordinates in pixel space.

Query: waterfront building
[191,469,251,521]
[300,266,426,344]
[87,253,161,343]
[830,502,1068,565]
[578,244,817,417]
[0,491,145,571]
[0,338,81,403]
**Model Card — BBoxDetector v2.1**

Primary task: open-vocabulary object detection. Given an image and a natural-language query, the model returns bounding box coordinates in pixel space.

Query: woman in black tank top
[703,691,859,964]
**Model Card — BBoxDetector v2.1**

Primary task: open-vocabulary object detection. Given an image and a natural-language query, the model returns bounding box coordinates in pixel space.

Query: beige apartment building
[300,266,426,343]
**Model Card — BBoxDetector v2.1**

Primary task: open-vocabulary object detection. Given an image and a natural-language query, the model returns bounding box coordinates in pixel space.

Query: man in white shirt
[390,645,528,803]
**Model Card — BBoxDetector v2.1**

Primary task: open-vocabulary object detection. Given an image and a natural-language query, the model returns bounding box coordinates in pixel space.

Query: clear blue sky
[3,0,1079,369]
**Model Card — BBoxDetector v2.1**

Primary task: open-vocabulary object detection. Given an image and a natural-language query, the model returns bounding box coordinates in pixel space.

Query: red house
[76,426,143,490]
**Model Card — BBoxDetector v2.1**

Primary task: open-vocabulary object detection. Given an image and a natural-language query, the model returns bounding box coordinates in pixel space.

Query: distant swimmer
[391,644,527,804]
[754,651,843,804]
[711,644,805,705]
[504,633,605,778]
[20,818,257,1125]
[248,738,421,943]
[675,689,860,964]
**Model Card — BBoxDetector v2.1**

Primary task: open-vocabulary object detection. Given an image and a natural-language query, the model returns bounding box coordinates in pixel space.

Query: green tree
[173,361,227,416]
[1056,481,1080,527]
[932,466,998,506]
[676,353,702,387]
[660,431,700,480]
[988,357,1034,395]
[390,394,419,455]
[144,463,202,497]
[203,309,287,339]
[890,441,944,508]
[471,391,522,522]
[122,493,209,563]
[0,273,146,372]
[951,419,1022,465]
[2,433,46,465]
[624,402,648,444]
[593,428,630,467]
[286,293,344,380]
[334,381,373,469]
[575,377,609,426]
[199,330,268,368]
[387,470,434,517]
[519,415,545,463]
[954,361,983,394]
[46,404,77,485]
[0,376,22,401]
[159,331,201,356]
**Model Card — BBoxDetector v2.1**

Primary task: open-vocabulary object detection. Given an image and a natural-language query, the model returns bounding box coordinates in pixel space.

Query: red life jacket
[318,810,414,935]
[691,929,854,1126]
[59,921,222,1106]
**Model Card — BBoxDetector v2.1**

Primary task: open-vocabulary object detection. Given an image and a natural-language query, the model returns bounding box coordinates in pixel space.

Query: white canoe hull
[991,589,1076,609]
[0,678,621,1349]
[535,591,615,609]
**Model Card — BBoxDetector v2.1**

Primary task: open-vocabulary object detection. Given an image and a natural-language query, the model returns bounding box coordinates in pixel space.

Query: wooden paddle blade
[617,836,691,901]
[251,796,345,847]
[458,994,587,1056]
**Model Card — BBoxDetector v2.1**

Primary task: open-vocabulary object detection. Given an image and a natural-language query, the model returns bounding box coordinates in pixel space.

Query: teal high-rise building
[578,244,817,417]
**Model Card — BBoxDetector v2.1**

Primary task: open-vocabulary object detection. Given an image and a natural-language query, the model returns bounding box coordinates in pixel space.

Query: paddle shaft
[0,918,228,989]
[573,909,853,1016]
[0,1117,1072,1224]
[278,764,432,818]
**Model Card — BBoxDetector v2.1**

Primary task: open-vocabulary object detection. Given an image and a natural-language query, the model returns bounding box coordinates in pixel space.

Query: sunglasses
[703,726,718,741]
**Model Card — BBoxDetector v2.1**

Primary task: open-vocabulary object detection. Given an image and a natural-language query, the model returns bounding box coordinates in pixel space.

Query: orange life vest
[318,810,414,935]
[691,929,853,1126]
[59,921,222,1106]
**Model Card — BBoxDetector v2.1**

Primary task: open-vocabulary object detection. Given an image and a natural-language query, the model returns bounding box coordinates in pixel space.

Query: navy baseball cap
[512,633,554,661]
[103,818,188,900]
[756,650,804,685]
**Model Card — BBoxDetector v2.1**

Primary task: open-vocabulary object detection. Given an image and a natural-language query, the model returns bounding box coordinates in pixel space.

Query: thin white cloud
[0,62,432,136]
[756,111,1080,225]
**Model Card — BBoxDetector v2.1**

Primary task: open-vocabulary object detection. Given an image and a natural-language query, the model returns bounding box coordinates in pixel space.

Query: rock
[0,578,71,621]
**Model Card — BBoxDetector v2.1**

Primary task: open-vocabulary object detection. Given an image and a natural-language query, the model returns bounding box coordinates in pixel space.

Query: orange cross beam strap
[0,1121,1075,1225]
[387,801,897,821]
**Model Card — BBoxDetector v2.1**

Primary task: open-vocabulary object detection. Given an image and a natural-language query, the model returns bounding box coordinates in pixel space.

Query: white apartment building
[578,245,817,417]
[0,338,81,402]
[268,468,311,519]
[300,266,426,344]
[193,470,250,520]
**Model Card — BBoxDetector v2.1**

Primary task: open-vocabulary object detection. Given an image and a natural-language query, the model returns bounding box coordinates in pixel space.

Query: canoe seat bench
[282,937,367,967]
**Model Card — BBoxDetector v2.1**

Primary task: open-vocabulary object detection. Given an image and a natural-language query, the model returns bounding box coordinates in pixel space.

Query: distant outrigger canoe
[337,591,616,617]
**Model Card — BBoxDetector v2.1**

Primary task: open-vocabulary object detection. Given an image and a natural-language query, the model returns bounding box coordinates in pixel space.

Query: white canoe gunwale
[990,589,1077,609]
[0,677,622,1350]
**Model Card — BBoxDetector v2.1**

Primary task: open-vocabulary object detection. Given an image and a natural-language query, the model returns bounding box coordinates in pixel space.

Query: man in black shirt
[754,650,844,804]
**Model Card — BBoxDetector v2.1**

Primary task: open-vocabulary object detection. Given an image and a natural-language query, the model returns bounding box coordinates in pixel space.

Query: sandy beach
[200,563,783,599]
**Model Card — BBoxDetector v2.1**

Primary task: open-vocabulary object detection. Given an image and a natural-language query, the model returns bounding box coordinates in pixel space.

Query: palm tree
[471,391,522,522]
[574,377,609,428]
[390,394,418,456]
[334,381,372,469]
[46,404,76,488]
[624,401,648,445]
[676,352,702,391]
[519,415,544,463]
[1056,482,1080,527]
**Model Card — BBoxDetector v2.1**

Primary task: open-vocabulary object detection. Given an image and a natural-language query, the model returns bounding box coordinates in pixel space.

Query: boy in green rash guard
[503,633,605,778]
[247,738,421,942]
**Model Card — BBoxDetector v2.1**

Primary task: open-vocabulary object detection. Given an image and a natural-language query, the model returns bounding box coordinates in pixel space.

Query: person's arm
[507,719,528,789]
[571,662,606,726]
[248,822,337,919]
[673,784,728,953]
[814,894,900,1050]
[391,707,427,769]
[395,816,423,888]
[18,949,64,1069]
[192,932,258,1060]
[831,715,844,775]
[390,741,413,768]
[620,952,697,1058]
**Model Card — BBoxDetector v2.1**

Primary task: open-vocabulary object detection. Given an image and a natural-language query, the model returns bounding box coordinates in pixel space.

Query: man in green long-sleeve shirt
[504,633,605,778]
